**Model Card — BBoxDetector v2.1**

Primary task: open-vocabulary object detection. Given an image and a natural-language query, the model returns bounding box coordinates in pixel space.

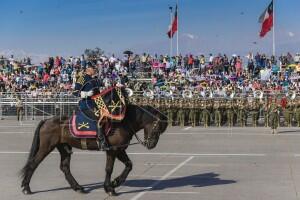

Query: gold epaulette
[76,75,85,85]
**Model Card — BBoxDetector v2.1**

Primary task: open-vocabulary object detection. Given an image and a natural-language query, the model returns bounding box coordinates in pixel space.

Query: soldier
[295,99,300,127]
[176,99,185,127]
[269,98,280,134]
[213,99,222,127]
[73,64,109,150]
[237,98,246,127]
[250,99,260,127]
[284,99,294,127]
[167,99,174,127]
[226,99,234,127]
[188,99,197,127]
[202,99,210,128]
[16,95,23,121]
[263,98,270,127]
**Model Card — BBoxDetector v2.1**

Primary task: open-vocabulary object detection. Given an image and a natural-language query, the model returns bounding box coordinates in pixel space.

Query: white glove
[87,90,94,97]
[80,90,94,98]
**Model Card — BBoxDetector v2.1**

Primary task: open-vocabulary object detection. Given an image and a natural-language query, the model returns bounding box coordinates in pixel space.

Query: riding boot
[97,124,109,151]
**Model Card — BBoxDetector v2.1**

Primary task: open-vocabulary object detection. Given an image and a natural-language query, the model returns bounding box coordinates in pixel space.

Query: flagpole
[169,7,173,57]
[272,0,275,56]
[176,1,179,56]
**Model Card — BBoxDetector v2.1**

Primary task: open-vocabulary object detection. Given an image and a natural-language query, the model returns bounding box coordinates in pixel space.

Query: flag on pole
[167,5,178,38]
[259,0,273,38]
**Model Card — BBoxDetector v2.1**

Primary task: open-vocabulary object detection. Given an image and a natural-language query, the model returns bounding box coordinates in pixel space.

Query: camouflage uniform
[202,100,210,128]
[167,99,174,127]
[226,99,234,127]
[263,99,269,127]
[176,99,185,127]
[237,99,247,127]
[213,100,222,127]
[284,100,294,127]
[295,100,300,127]
[269,100,280,134]
[250,100,260,127]
[188,99,197,127]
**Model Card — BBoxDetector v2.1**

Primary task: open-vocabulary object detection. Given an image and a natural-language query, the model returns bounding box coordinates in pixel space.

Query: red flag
[167,5,178,38]
[259,0,273,38]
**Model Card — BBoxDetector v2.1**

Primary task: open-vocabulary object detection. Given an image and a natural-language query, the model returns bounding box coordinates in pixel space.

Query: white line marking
[166,132,300,136]
[0,151,266,157]
[0,132,32,134]
[130,156,194,200]
[122,190,199,194]
[183,126,192,131]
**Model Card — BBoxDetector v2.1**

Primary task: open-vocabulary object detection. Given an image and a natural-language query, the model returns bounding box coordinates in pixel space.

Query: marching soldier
[188,99,197,127]
[176,99,185,127]
[167,99,174,127]
[269,98,280,134]
[213,99,222,127]
[284,99,294,127]
[202,99,210,128]
[250,99,260,127]
[237,98,247,127]
[226,99,234,127]
[263,98,270,127]
[295,99,300,127]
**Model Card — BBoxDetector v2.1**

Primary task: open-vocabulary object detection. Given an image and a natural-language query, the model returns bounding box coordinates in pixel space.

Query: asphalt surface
[1,119,300,200]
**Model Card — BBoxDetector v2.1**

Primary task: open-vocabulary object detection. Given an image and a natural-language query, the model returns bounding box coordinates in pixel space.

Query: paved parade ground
[1,119,300,200]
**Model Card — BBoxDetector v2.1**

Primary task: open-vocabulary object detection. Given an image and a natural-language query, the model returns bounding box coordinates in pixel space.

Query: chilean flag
[259,0,273,38]
[167,5,178,38]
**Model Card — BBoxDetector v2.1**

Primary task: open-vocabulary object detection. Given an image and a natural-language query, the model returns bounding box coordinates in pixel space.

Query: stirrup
[96,140,110,151]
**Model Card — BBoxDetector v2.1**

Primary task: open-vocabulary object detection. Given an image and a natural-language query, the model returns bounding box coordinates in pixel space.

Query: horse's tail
[20,120,45,178]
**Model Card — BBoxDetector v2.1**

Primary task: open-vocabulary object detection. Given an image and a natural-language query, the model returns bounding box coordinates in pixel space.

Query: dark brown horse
[20,104,168,196]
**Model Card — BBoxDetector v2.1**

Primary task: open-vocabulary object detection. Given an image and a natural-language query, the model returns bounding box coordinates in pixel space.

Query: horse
[20,104,168,196]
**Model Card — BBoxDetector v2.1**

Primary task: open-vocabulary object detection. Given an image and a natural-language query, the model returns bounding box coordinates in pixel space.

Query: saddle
[69,110,111,139]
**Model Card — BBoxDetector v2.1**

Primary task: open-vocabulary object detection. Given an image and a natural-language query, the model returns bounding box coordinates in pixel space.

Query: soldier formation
[130,96,300,134]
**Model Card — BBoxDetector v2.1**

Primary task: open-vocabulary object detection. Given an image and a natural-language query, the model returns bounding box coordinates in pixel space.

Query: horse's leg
[21,147,54,194]
[111,150,132,189]
[104,150,117,196]
[56,144,86,193]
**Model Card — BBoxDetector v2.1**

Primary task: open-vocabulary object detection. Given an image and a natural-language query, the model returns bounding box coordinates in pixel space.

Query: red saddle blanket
[69,111,111,139]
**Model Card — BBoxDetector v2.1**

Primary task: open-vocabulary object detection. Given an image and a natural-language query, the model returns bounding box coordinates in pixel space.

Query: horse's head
[139,105,168,149]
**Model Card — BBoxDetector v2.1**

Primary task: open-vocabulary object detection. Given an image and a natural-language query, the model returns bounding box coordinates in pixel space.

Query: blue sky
[1,0,300,59]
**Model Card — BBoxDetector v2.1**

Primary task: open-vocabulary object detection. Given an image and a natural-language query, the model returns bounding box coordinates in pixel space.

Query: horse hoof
[76,187,88,194]
[108,190,118,196]
[22,188,32,195]
[111,179,120,188]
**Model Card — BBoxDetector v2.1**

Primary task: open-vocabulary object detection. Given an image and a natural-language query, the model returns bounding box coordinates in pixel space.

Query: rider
[72,63,109,150]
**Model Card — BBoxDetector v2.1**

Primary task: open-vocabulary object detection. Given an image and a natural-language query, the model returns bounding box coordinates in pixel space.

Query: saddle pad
[69,111,112,138]
[69,111,97,138]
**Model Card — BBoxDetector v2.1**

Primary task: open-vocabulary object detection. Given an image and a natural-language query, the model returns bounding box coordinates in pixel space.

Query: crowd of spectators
[1,51,300,98]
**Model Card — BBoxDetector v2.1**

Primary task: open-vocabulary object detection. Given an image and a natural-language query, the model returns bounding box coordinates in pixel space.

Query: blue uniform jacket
[73,73,101,110]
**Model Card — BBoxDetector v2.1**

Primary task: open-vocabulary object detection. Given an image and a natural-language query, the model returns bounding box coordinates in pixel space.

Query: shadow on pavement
[119,172,236,194]
[31,172,235,194]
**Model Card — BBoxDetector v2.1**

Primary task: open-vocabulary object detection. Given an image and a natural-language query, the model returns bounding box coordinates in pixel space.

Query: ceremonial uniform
[73,73,101,114]
[73,66,109,150]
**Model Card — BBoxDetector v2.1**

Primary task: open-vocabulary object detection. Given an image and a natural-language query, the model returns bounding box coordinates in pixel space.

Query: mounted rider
[72,63,109,150]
